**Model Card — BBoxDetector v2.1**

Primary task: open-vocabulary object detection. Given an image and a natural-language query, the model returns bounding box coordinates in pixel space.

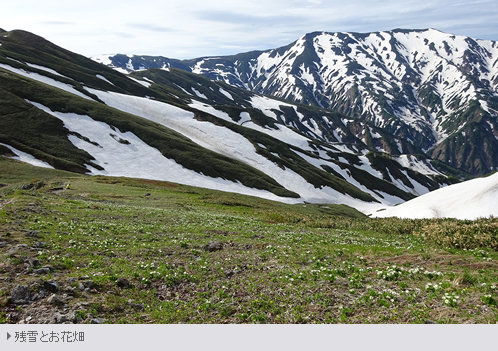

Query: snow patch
[25,63,66,78]
[371,172,498,219]
[96,74,114,85]
[191,87,207,99]
[239,112,251,125]
[0,63,93,101]
[250,95,294,120]
[219,87,233,100]
[91,55,113,66]
[0,142,54,169]
[128,77,152,88]
[395,155,442,176]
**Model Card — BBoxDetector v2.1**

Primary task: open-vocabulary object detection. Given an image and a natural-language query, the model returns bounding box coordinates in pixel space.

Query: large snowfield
[83,89,387,213]
[371,172,498,219]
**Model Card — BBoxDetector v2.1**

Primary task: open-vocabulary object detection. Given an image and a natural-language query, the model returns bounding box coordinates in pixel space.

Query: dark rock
[128,299,145,310]
[131,303,145,311]
[82,280,94,289]
[32,242,47,248]
[11,285,31,305]
[22,181,44,190]
[91,318,105,324]
[34,268,51,275]
[36,290,48,299]
[145,193,151,197]
[204,241,223,252]
[0,242,7,248]
[116,277,131,288]
[53,312,67,323]
[25,231,41,238]
[29,279,43,290]
[30,258,41,267]
[7,248,18,256]
[65,286,76,295]
[225,270,234,278]
[66,277,77,284]
[66,311,77,323]
[47,294,65,307]
[43,280,59,293]
[424,319,437,324]
[78,283,85,291]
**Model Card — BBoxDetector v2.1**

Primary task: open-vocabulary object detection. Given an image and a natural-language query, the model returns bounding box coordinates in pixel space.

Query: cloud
[113,32,135,39]
[195,10,302,27]
[39,21,76,26]
[2,0,497,58]
[127,23,175,33]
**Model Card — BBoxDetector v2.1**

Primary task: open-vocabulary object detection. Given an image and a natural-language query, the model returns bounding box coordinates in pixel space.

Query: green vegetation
[0,158,497,324]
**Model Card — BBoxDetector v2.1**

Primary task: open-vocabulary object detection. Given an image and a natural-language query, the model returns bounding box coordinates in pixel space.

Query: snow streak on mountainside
[371,172,498,220]
[98,29,498,176]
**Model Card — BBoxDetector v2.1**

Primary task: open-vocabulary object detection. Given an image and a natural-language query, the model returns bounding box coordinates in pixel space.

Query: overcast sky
[2,0,498,59]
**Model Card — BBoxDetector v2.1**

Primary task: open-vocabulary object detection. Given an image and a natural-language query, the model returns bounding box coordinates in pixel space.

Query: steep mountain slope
[371,172,498,220]
[0,29,455,213]
[98,29,498,176]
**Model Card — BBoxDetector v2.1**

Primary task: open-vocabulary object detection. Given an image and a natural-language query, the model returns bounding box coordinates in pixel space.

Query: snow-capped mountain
[371,171,498,219]
[96,29,498,176]
[0,29,455,214]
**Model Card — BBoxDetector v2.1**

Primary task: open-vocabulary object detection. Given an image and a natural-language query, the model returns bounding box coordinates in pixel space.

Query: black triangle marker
[7,332,11,340]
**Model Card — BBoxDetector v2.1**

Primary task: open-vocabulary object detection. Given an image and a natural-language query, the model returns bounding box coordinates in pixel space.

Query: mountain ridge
[95,28,498,176]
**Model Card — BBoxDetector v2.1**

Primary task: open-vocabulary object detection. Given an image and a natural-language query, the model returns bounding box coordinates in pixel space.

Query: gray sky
[2,0,498,59]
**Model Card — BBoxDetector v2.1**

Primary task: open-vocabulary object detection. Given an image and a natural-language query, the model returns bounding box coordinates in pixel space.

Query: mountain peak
[94,28,498,176]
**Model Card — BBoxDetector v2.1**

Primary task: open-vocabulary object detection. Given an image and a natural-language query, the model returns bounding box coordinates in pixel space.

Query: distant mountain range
[95,28,498,177]
[0,28,496,216]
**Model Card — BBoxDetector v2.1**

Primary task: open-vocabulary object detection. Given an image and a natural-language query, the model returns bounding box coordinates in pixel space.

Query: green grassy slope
[0,68,299,198]
[0,158,497,324]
